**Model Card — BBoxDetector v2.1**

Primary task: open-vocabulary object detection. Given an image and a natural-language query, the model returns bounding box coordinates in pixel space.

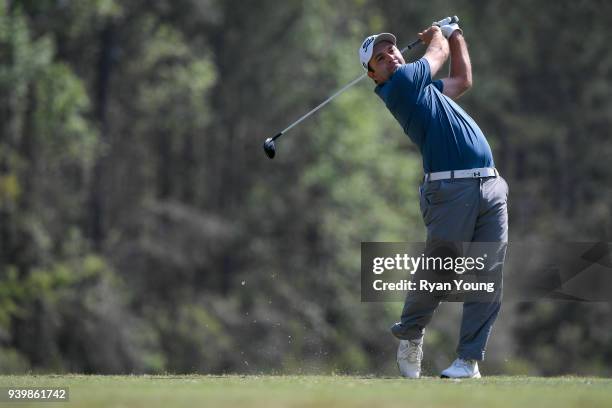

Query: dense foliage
[1,0,611,375]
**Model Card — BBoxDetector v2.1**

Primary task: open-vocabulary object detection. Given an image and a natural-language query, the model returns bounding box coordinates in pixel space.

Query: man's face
[367,41,405,85]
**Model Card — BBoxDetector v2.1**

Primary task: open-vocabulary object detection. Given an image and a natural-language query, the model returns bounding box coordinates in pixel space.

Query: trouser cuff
[457,348,485,361]
[390,322,424,341]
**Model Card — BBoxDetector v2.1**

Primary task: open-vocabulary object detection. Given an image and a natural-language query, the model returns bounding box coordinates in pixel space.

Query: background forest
[1,0,611,376]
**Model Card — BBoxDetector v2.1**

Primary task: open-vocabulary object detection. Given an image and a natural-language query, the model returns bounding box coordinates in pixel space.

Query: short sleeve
[432,79,444,92]
[394,58,433,94]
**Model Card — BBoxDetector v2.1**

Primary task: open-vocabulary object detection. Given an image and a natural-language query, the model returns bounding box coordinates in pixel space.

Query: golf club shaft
[272,38,422,142]
[274,72,366,140]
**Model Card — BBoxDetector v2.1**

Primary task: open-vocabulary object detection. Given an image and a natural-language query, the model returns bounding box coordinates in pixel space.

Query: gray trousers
[393,175,509,361]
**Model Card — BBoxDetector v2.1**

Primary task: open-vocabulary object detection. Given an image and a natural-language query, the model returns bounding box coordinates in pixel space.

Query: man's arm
[420,26,449,77]
[440,31,472,99]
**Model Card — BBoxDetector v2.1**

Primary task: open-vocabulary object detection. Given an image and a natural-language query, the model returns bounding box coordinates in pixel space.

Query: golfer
[359,20,509,378]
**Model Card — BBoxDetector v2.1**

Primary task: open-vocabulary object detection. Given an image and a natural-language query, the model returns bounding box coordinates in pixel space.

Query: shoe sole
[440,373,481,379]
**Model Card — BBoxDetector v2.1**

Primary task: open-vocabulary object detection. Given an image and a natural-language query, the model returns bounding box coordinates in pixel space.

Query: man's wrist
[448,30,463,40]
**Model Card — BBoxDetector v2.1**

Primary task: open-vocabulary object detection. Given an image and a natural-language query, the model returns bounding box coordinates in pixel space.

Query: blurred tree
[1,0,612,376]
[0,2,149,373]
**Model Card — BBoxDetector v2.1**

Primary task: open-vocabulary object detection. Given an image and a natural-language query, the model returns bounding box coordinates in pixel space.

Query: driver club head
[263,137,276,159]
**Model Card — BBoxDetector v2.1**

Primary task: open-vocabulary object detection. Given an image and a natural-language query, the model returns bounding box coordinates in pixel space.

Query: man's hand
[418,26,443,45]
[421,26,449,77]
[440,23,462,39]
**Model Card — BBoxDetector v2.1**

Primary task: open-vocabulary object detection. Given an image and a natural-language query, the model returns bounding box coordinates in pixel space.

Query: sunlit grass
[0,375,610,408]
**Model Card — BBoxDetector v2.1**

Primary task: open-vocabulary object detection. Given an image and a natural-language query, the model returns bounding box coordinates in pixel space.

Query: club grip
[433,15,459,26]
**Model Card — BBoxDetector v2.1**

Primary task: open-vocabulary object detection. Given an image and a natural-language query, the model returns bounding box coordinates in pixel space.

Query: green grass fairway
[1,375,611,408]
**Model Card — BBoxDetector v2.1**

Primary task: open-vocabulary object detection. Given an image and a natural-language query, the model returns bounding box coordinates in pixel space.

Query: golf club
[263,16,459,159]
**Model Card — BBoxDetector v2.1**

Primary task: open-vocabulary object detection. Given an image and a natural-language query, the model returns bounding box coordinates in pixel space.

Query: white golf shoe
[396,337,423,378]
[440,358,481,378]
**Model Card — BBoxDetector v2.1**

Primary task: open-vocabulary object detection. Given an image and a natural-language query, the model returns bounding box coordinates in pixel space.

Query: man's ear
[367,70,378,84]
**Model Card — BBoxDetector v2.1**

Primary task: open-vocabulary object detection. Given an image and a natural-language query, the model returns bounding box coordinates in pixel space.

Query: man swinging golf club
[360,18,509,378]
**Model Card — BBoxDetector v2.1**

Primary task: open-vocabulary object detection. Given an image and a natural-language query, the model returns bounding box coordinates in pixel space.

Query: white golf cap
[359,33,397,70]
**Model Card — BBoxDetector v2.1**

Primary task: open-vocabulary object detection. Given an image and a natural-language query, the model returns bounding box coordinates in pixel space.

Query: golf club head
[263,137,276,159]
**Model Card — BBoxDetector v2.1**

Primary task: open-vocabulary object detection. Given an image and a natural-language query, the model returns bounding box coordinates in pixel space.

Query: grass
[0,375,611,408]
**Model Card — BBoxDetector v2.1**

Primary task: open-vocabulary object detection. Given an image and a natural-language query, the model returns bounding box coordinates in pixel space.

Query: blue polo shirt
[375,58,494,173]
